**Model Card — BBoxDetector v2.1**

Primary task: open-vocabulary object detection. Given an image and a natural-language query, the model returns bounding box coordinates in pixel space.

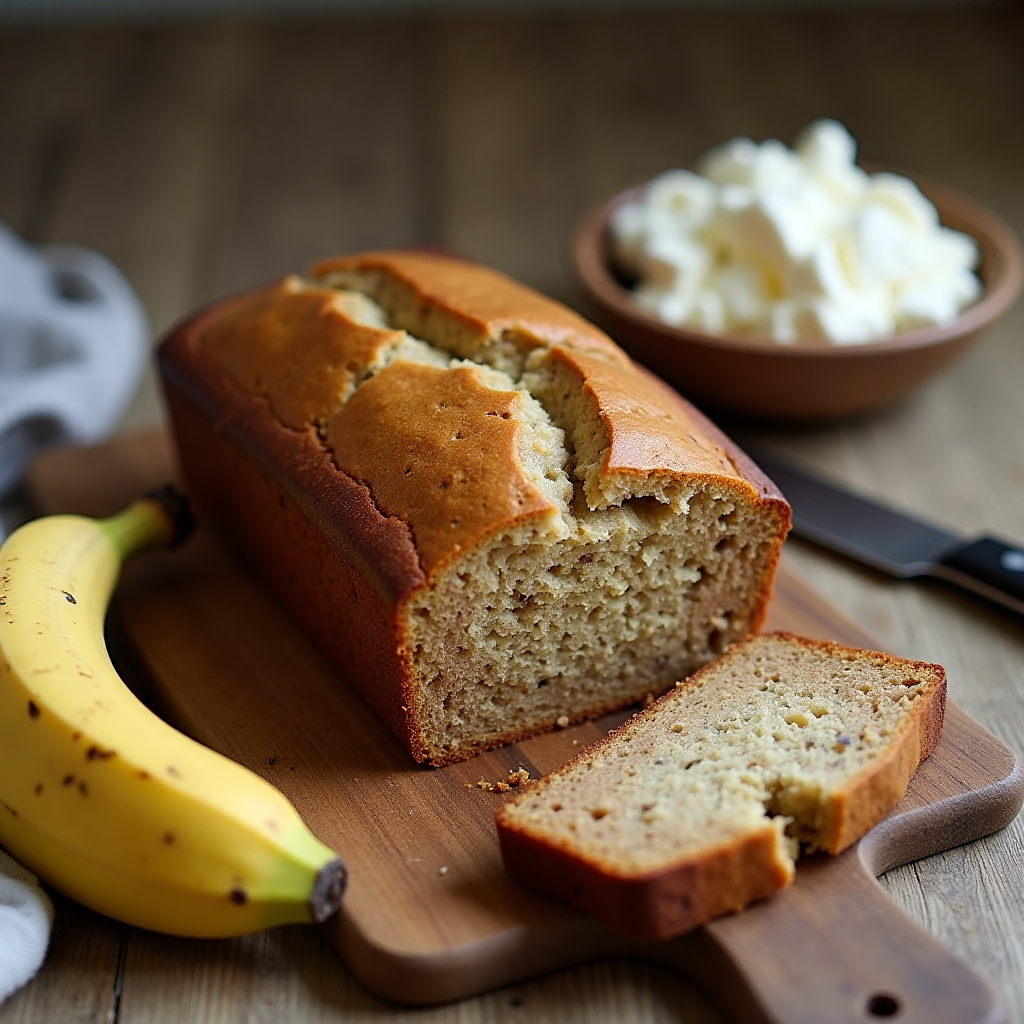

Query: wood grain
[3,8,1024,1024]
[0,898,123,1024]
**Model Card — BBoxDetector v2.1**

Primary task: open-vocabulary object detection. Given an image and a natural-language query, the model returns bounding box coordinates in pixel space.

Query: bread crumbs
[467,767,533,792]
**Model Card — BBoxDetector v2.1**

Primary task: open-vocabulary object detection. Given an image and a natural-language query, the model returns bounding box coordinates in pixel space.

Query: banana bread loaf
[158,251,791,765]
[496,632,946,939]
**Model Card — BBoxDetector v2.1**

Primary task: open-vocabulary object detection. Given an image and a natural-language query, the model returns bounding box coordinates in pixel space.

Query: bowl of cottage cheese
[572,120,1022,421]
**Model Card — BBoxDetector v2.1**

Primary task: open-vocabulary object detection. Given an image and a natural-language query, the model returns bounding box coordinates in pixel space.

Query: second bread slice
[496,632,946,940]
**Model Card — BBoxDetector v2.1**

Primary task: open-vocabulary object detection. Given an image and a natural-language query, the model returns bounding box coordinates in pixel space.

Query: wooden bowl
[572,172,1023,422]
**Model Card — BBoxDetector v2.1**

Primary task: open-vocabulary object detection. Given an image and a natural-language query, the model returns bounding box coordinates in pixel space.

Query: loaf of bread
[158,251,791,765]
[496,632,946,940]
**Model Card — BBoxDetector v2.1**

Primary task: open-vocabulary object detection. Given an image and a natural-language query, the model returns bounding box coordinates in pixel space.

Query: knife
[751,450,1024,618]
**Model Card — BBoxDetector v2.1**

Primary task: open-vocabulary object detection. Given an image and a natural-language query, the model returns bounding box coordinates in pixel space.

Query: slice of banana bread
[496,632,946,940]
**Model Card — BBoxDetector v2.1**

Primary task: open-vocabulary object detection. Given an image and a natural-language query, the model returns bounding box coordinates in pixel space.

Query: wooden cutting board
[28,431,1024,1024]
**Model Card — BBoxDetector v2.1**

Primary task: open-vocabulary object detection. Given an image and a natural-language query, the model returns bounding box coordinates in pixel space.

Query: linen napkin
[0,849,53,1004]
[0,222,147,501]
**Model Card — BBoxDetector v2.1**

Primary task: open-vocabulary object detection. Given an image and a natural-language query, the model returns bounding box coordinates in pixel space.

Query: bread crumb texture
[199,253,790,764]
[497,633,945,935]
[470,767,533,793]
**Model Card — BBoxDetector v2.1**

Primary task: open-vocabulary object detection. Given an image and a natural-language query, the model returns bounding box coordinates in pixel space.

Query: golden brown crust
[548,345,753,488]
[326,361,558,576]
[495,632,946,939]
[497,814,792,942]
[634,363,789,506]
[208,253,790,595]
[159,295,432,760]
[202,278,404,431]
[310,250,625,360]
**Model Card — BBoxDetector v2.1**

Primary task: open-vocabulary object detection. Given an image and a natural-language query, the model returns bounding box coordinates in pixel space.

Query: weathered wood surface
[2,7,1023,1023]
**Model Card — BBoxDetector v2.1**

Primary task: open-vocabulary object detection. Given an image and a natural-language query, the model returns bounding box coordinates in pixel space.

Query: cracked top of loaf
[197,249,785,580]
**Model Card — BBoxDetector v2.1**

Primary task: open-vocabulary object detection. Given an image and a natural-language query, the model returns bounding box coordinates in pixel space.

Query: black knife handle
[933,536,1024,617]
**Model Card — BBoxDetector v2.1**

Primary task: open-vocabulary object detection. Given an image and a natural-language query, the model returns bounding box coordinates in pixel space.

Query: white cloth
[0,222,147,499]
[0,848,54,1004]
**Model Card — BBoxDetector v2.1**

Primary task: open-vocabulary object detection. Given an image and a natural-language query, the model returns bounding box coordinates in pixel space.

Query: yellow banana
[0,489,345,937]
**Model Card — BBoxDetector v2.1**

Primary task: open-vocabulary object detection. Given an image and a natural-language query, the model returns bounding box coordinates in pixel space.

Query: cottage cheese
[610,120,981,345]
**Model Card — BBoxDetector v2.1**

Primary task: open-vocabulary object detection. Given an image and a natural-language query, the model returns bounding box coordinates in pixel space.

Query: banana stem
[98,487,196,563]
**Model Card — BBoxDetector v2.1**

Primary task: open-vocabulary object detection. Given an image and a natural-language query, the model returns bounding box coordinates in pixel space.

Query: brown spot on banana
[27,700,40,719]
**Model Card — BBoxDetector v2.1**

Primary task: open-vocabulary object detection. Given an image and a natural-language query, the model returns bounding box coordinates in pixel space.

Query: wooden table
[2,7,1023,1023]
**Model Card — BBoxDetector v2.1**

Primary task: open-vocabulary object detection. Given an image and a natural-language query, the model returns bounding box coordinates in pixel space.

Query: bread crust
[310,250,626,360]
[801,636,948,853]
[324,360,558,576]
[160,295,434,756]
[495,633,946,940]
[157,253,791,765]
[498,812,794,941]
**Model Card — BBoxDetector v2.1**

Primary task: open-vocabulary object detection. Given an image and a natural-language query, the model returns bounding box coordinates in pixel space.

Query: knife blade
[751,450,1024,618]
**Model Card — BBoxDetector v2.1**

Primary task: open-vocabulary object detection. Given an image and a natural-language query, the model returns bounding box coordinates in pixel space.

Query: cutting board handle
[648,846,1004,1024]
